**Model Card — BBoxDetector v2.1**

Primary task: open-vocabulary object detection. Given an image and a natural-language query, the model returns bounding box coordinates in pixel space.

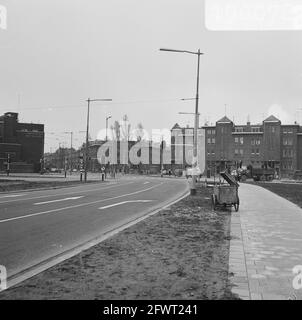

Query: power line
[0,97,186,112]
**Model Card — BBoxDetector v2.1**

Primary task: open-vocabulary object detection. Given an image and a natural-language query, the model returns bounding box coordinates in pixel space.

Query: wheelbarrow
[211,171,240,212]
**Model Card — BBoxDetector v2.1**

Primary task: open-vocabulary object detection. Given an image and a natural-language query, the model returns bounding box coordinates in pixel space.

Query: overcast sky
[1,0,302,151]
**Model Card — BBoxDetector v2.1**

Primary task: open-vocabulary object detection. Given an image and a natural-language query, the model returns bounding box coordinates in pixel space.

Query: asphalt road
[0,176,188,279]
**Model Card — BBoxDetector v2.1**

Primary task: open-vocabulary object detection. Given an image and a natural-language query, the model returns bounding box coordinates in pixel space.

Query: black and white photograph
[1,0,302,308]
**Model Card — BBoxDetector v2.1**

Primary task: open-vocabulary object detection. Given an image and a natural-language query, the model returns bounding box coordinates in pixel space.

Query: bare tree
[135,122,144,141]
[121,115,131,141]
[111,121,121,141]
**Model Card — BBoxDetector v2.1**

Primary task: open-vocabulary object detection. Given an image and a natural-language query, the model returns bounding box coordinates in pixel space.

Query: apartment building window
[212,138,216,144]
[252,127,260,133]
[283,138,293,146]
[240,137,244,144]
[284,129,293,134]
[235,149,239,155]
[283,161,293,170]
[256,148,260,155]
[251,149,255,155]
[207,138,211,144]
[207,129,216,135]
[271,127,275,133]
[251,139,260,146]
[240,149,244,155]
[283,149,294,158]
[212,150,215,155]
[235,127,243,133]
[235,137,239,143]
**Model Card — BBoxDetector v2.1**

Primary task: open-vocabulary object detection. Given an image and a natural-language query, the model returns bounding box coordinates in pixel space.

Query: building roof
[217,116,232,124]
[171,123,182,130]
[263,115,280,123]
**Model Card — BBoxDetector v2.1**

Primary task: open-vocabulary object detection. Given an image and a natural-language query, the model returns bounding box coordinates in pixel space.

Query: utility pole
[160,47,204,195]
[160,135,164,177]
[106,116,112,142]
[6,153,10,176]
[84,98,112,182]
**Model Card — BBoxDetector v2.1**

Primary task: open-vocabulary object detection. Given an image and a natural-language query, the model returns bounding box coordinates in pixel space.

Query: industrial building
[0,112,44,173]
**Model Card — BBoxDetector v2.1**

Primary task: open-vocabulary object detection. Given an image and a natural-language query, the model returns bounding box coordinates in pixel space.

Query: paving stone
[250,292,262,300]
[228,184,302,300]
[232,288,250,298]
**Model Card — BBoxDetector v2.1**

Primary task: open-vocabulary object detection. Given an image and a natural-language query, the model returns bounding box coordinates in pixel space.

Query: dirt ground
[0,185,238,300]
[251,182,302,209]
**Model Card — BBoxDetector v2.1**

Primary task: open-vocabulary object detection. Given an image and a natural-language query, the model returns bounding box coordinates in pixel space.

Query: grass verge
[0,185,237,300]
[249,182,302,209]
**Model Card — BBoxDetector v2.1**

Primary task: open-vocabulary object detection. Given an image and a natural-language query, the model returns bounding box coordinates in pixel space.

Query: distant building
[0,112,44,172]
[201,115,302,177]
[85,139,165,174]
[170,123,205,171]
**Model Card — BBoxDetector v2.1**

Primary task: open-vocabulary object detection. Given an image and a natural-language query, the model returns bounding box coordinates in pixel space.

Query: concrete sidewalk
[229,183,302,300]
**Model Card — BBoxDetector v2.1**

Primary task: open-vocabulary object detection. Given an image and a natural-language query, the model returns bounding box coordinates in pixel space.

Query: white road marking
[143,182,150,185]
[0,182,164,224]
[99,200,153,210]
[0,181,133,204]
[34,196,84,205]
[0,194,27,198]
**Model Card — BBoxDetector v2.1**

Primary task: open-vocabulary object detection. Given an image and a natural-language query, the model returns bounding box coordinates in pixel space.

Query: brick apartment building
[0,112,44,172]
[202,115,302,177]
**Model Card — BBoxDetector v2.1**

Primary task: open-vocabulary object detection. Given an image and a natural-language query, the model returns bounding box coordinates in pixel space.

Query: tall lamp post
[160,48,204,195]
[106,115,112,142]
[64,131,73,174]
[85,98,112,182]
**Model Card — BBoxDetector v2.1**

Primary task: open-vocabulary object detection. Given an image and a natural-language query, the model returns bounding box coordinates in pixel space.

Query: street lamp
[63,131,73,175]
[85,98,112,182]
[178,112,200,115]
[160,48,204,195]
[106,115,112,142]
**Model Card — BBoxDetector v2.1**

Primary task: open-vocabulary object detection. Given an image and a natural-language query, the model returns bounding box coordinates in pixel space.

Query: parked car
[186,167,202,179]
[252,168,275,181]
[293,170,302,180]
[174,168,184,177]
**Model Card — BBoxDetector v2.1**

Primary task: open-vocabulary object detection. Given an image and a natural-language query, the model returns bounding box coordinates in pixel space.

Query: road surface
[0,176,189,282]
